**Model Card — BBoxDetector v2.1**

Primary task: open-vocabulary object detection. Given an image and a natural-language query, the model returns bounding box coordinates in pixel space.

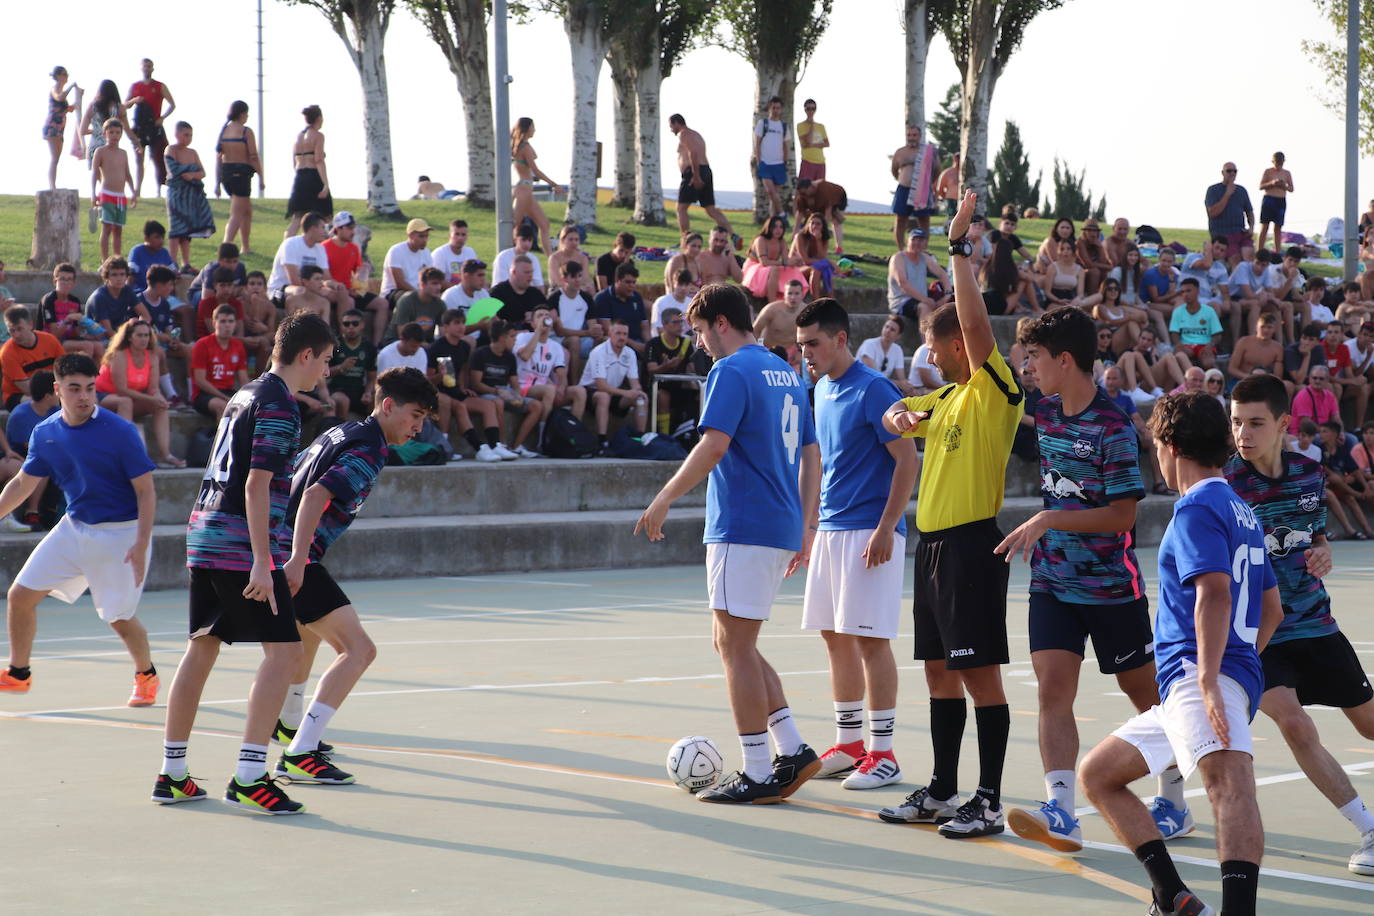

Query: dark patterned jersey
[1031,389,1146,603]
[1225,453,1335,644]
[287,417,389,563]
[186,373,300,570]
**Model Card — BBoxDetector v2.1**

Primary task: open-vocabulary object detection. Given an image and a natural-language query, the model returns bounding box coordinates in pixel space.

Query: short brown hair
[1148,392,1232,469]
[686,283,752,333]
[923,302,962,341]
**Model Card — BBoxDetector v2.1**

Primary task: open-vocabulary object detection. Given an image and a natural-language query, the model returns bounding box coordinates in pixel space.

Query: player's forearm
[656,430,727,505]
[798,443,821,532]
[1042,499,1137,534]
[132,475,155,549]
[1193,580,1234,683]
[288,485,332,563]
[878,447,918,533]
[1257,586,1282,653]
[244,471,276,566]
[0,472,41,519]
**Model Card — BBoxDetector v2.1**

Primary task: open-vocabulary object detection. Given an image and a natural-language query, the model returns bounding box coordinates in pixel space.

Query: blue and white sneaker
[1149,796,1195,840]
[1008,800,1083,852]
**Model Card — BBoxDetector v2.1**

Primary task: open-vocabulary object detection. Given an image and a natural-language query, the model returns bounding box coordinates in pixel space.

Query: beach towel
[905,142,940,212]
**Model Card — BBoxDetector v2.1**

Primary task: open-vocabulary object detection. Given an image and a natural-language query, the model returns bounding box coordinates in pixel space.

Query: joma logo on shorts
[950,648,975,657]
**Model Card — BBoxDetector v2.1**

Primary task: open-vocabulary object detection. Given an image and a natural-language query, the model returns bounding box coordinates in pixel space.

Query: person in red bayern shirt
[190,305,249,419]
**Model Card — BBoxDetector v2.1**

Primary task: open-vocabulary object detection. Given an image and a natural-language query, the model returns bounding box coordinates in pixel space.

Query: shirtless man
[1105,218,1131,267]
[668,114,735,242]
[752,279,807,353]
[1228,313,1285,382]
[698,226,743,286]
[1257,152,1294,254]
[936,153,961,221]
[286,265,333,323]
[890,126,921,249]
[91,120,138,260]
[243,271,279,367]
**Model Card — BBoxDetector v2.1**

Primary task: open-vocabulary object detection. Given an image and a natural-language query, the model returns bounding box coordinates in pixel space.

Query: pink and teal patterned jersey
[1030,390,1146,603]
[186,373,300,571]
[286,417,389,563]
[1224,453,1335,645]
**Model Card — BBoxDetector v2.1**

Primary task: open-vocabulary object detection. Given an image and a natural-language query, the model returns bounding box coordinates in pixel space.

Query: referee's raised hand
[947,188,976,242]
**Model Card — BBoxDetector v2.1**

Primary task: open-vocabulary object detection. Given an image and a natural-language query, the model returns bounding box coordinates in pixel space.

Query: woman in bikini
[743,216,808,302]
[789,213,833,295]
[95,319,184,468]
[286,105,331,237]
[1093,278,1149,355]
[1036,217,1075,274]
[664,233,703,290]
[79,80,136,168]
[1041,237,1085,308]
[510,118,563,256]
[44,67,77,191]
[547,224,593,293]
[216,100,263,256]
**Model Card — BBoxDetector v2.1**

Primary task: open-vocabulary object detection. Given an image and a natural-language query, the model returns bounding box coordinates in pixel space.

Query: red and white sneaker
[0,669,32,692]
[842,750,903,789]
[815,741,866,779]
[128,671,159,707]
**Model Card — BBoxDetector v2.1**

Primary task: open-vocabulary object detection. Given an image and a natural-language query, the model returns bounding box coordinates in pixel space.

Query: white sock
[867,707,896,754]
[234,742,269,784]
[162,740,188,779]
[1158,765,1186,807]
[739,732,771,782]
[834,700,864,748]
[159,373,177,400]
[287,701,337,755]
[767,706,804,757]
[1045,769,1075,811]
[281,681,307,729]
[1339,796,1374,834]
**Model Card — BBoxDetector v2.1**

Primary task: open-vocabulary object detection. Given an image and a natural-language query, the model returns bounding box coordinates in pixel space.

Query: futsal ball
[666,736,723,792]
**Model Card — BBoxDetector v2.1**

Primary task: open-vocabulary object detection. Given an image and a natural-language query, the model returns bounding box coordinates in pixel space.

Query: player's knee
[1272,707,1318,745]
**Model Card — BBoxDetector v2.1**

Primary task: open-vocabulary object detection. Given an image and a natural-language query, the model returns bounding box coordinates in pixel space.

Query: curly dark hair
[1024,306,1097,373]
[1148,392,1232,469]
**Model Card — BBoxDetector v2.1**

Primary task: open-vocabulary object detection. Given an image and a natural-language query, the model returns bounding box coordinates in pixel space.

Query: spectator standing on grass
[285,106,331,237]
[669,114,737,242]
[510,117,563,257]
[890,125,940,246]
[796,99,828,182]
[125,59,173,198]
[328,310,377,418]
[1257,152,1293,255]
[42,263,104,362]
[1205,161,1254,265]
[752,97,789,221]
[596,232,636,292]
[127,221,175,295]
[494,224,546,294]
[163,122,215,274]
[431,219,479,287]
[936,154,961,220]
[579,319,647,453]
[189,305,249,419]
[592,262,650,355]
[215,100,262,257]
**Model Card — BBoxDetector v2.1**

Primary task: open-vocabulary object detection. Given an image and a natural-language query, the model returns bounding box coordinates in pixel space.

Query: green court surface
[4,550,1374,914]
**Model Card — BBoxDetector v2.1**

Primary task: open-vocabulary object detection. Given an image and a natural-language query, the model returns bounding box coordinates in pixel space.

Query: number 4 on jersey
[780,392,800,465]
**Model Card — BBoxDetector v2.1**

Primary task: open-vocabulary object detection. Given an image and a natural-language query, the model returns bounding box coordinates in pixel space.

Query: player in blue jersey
[1081,392,1282,916]
[1227,374,1374,876]
[270,367,439,787]
[995,307,1184,854]
[794,299,918,790]
[154,312,335,814]
[0,355,158,705]
[637,283,821,805]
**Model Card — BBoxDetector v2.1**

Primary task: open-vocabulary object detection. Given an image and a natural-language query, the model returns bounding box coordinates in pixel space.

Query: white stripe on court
[1082,840,1374,894]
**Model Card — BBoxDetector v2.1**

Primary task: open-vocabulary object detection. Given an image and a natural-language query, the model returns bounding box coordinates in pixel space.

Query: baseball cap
[907,227,927,238]
[332,211,355,229]
[406,218,433,234]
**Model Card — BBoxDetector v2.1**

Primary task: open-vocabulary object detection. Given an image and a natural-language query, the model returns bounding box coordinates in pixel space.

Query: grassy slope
[0,193,1338,288]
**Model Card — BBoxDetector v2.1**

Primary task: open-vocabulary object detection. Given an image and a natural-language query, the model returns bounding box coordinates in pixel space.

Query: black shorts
[352,292,380,311]
[4,393,22,411]
[679,164,716,208]
[188,567,299,644]
[1260,195,1287,225]
[193,390,232,416]
[294,562,351,625]
[1262,631,1373,708]
[585,386,633,415]
[1028,592,1154,674]
[221,162,255,198]
[912,518,1010,669]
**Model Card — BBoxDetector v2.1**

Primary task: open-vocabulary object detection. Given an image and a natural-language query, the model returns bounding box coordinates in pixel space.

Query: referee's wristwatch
[948,237,974,258]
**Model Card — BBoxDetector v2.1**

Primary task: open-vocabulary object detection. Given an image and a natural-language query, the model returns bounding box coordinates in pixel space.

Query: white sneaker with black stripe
[842,752,902,790]
[937,794,1005,838]
[877,785,960,824]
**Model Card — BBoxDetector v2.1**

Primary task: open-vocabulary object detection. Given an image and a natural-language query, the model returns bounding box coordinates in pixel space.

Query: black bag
[542,407,598,459]
[184,428,215,468]
[1135,224,1164,246]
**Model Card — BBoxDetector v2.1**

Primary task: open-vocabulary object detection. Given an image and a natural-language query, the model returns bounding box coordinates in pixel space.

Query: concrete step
[0,493,1178,593]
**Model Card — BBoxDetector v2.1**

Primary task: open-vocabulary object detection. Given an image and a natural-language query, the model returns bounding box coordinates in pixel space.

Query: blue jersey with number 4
[1155,477,1275,718]
[699,344,816,551]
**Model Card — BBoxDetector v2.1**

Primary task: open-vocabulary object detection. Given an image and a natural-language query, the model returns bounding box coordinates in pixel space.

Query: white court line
[1081,840,1374,894]
[439,576,593,588]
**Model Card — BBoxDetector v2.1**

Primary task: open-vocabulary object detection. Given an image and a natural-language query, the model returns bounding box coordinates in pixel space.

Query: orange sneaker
[0,669,31,693]
[128,672,159,707]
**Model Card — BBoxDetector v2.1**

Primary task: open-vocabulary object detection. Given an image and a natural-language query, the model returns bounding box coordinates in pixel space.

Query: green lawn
[0,194,1339,287]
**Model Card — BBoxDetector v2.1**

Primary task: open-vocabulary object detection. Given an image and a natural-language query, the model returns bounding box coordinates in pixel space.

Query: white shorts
[802,528,906,640]
[14,515,150,623]
[1112,666,1254,780]
[705,542,791,621]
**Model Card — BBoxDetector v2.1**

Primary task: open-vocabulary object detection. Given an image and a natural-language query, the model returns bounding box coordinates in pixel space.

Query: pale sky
[16,0,1373,236]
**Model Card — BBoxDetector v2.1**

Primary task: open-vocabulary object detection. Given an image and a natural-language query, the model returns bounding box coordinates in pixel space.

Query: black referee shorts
[1262,631,1374,709]
[912,518,1009,670]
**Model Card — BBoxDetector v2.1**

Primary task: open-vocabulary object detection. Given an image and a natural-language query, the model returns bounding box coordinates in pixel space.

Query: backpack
[184,428,215,468]
[542,407,598,459]
[608,427,687,461]
[1134,224,1163,246]
[387,438,446,466]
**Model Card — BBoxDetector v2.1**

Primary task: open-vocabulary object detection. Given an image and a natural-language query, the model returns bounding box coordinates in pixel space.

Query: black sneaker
[150,772,208,804]
[1146,890,1214,915]
[937,793,1006,838]
[696,770,781,805]
[272,718,335,756]
[275,751,356,785]
[771,744,821,799]
[222,775,306,815]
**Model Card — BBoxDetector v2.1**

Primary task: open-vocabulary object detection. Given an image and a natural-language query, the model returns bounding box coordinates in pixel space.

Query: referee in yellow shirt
[875,190,1023,839]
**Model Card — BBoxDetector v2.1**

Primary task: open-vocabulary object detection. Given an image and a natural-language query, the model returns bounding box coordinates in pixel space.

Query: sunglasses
[1224,169,1237,173]
[341,320,362,327]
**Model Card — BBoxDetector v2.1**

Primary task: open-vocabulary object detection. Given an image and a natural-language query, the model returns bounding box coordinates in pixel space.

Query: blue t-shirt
[1140,266,1174,305]
[1032,390,1145,603]
[287,417,389,563]
[1204,182,1253,236]
[6,401,58,453]
[590,289,648,342]
[127,244,175,295]
[1224,453,1334,645]
[1155,477,1276,718]
[140,294,175,334]
[814,361,906,536]
[699,344,816,551]
[85,285,141,329]
[22,407,155,524]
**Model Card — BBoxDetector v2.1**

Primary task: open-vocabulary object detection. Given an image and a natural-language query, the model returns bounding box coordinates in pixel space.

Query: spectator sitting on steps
[578,318,647,456]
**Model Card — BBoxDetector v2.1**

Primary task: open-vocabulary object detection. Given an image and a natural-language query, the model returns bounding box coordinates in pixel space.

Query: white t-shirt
[493,247,544,288]
[441,285,491,313]
[514,332,568,388]
[431,244,480,285]
[550,290,591,332]
[754,118,785,165]
[651,292,691,332]
[381,242,434,297]
[1296,441,1323,462]
[1346,337,1374,375]
[1308,302,1336,324]
[908,343,944,388]
[376,341,429,374]
[855,338,904,377]
[579,340,639,388]
[1180,254,1231,305]
[267,236,327,296]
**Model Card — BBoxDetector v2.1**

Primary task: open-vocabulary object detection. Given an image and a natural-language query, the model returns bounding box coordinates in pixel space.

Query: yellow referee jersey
[899,348,1023,533]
